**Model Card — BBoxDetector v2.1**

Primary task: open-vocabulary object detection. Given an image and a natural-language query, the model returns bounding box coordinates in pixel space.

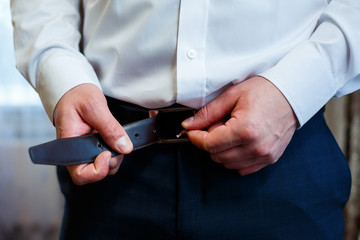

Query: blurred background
[0,1,62,239]
[1,0,359,239]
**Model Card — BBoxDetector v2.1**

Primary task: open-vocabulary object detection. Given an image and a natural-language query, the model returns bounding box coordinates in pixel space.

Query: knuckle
[252,144,269,157]
[93,164,108,178]
[210,154,219,163]
[255,147,278,164]
[238,169,249,176]
[267,155,278,165]
[223,163,235,170]
[71,171,85,185]
[72,179,83,186]
[71,175,85,186]
[94,170,107,179]
[197,105,210,120]
[239,123,260,142]
[195,105,213,126]
[69,167,93,186]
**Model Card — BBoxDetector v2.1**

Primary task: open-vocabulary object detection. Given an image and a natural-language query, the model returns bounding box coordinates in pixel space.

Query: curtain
[325,91,360,240]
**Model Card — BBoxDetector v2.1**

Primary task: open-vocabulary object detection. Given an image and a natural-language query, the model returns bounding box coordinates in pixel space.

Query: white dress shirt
[11,0,360,126]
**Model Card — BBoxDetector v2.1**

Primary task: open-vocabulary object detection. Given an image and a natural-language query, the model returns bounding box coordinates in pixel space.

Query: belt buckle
[150,107,194,144]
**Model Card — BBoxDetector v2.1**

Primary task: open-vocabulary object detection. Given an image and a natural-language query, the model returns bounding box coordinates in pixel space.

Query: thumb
[182,91,235,130]
[80,98,133,155]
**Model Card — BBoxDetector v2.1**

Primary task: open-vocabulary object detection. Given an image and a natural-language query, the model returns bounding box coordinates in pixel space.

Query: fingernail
[182,116,194,128]
[116,136,132,153]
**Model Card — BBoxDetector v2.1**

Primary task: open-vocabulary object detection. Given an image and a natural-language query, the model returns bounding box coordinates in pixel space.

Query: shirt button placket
[176,0,209,109]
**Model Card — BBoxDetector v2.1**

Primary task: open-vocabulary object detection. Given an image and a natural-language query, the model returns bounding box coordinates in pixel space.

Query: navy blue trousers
[58,111,351,239]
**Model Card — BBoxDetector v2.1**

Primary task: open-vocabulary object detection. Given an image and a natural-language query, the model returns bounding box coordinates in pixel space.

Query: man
[11,0,360,239]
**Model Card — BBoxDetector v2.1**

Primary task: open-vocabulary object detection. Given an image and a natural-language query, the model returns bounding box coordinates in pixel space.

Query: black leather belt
[29,97,195,166]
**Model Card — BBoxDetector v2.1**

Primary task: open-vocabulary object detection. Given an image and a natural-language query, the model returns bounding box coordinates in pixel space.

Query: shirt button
[187,49,198,60]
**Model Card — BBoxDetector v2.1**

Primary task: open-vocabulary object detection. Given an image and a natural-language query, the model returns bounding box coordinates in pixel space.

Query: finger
[187,117,242,153]
[207,119,227,132]
[54,84,133,156]
[210,145,261,165]
[190,119,227,150]
[219,154,271,170]
[67,151,111,185]
[237,163,268,176]
[182,87,237,130]
[78,97,133,154]
[108,154,124,175]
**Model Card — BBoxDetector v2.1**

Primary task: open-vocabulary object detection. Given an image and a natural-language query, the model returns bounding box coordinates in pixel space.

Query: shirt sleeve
[11,0,102,122]
[259,0,360,127]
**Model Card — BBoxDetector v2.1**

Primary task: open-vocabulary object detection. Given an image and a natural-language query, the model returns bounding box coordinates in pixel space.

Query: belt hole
[97,143,102,148]
[135,133,140,138]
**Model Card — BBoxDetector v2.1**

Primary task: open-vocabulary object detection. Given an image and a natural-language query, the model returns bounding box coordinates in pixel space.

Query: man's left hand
[182,76,298,175]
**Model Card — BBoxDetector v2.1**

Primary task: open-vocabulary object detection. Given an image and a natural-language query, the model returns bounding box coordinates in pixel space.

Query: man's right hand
[53,83,133,185]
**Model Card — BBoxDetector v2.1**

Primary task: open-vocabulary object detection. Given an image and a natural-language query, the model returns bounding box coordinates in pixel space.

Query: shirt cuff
[259,42,336,127]
[37,51,102,123]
